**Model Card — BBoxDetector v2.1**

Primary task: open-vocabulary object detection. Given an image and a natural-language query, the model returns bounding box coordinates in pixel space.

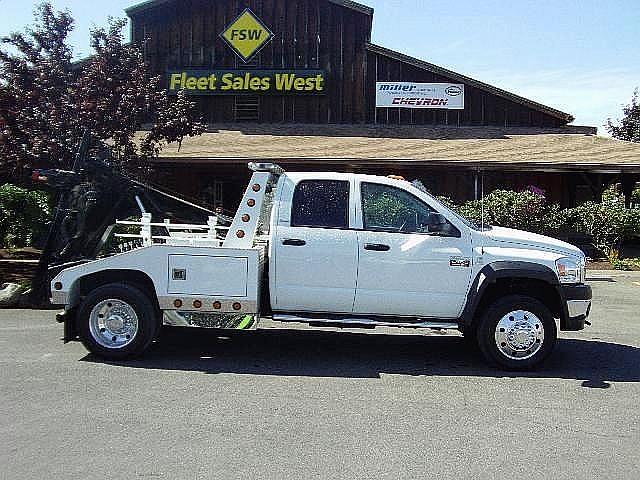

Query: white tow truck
[52,163,592,370]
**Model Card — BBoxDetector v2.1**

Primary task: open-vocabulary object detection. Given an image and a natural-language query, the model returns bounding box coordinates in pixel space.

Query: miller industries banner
[168,70,326,95]
[376,82,465,109]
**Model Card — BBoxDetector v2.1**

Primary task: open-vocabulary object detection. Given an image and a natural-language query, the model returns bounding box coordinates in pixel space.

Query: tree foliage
[0,3,204,181]
[607,89,640,143]
[441,185,640,258]
[0,184,51,248]
[454,187,565,237]
[0,3,76,178]
[566,197,637,257]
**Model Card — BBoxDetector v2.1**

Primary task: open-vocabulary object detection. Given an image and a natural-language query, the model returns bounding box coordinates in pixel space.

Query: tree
[0,3,76,180]
[607,89,640,143]
[0,3,204,181]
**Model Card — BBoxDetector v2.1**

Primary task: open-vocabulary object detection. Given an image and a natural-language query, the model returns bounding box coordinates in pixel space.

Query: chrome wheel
[89,299,139,349]
[494,310,544,361]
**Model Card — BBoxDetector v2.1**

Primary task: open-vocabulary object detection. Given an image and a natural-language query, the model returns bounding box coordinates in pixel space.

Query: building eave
[150,156,640,174]
[135,124,640,173]
[366,43,575,124]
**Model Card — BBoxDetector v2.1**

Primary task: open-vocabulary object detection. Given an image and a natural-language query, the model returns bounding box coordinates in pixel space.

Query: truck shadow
[83,327,640,386]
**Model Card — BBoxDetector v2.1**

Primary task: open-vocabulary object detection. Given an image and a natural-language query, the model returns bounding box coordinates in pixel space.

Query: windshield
[411,180,492,232]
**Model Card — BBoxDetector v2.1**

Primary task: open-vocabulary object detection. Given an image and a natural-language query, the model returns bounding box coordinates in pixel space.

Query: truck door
[354,181,472,319]
[272,178,358,313]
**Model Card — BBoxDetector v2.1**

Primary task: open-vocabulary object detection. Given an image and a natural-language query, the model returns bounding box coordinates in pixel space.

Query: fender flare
[459,261,566,329]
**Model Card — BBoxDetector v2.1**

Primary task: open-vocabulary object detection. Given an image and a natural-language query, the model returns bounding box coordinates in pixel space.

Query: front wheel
[76,283,160,360]
[476,295,557,371]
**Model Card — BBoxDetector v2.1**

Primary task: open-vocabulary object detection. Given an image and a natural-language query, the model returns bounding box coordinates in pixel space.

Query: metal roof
[126,0,373,17]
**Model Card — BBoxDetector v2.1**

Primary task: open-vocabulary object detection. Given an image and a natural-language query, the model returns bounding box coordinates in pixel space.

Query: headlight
[556,257,585,284]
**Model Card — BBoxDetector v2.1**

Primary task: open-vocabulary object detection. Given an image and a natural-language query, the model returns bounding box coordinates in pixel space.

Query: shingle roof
[143,124,640,173]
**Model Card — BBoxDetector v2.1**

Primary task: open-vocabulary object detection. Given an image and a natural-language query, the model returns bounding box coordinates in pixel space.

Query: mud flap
[57,310,78,343]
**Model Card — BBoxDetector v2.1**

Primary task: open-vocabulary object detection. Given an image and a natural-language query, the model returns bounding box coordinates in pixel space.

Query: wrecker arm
[28,133,228,306]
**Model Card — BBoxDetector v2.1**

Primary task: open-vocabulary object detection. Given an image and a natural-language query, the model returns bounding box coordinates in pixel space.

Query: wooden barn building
[125,0,640,211]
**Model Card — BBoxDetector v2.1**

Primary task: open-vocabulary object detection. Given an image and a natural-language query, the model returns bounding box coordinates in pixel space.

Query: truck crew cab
[51,163,592,370]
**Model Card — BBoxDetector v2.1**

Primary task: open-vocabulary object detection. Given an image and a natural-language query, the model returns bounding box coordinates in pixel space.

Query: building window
[234,96,261,122]
[291,180,350,229]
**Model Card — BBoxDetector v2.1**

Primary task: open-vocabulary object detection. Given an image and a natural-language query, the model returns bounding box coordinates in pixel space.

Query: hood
[483,226,584,258]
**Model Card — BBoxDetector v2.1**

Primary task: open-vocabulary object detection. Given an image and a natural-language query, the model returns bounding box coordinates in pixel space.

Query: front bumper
[560,284,592,331]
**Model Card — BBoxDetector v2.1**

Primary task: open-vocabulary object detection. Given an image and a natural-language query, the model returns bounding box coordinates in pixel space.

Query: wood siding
[130,0,566,127]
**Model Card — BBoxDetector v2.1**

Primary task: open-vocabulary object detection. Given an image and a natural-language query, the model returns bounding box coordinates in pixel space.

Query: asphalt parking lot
[1,271,639,480]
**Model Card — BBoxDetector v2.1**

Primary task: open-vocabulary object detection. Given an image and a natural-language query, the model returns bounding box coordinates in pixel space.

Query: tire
[476,295,557,371]
[461,326,479,350]
[76,283,160,360]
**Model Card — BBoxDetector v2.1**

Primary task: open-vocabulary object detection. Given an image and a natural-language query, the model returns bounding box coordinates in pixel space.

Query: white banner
[376,82,465,109]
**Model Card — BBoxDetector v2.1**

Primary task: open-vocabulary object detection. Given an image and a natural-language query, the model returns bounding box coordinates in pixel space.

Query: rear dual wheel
[476,295,557,371]
[76,283,160,360]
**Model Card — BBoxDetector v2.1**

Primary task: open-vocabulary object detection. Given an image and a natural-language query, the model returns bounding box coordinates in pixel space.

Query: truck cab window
[291,180,350,229]
[361,182,459,236]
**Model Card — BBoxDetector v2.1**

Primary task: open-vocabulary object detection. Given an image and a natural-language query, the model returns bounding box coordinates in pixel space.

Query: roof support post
[622,175,636,208]
[474,169,480,201]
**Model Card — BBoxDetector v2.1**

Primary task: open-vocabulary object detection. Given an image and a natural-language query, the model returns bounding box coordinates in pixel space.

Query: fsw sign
[376,82,465,109]
[221,9,274,63]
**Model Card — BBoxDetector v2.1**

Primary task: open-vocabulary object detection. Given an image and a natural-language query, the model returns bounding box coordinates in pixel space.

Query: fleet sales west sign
[376,82,465,109]
[168,70,327,95]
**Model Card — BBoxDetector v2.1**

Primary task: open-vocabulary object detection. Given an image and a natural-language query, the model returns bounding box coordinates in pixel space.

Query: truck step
[272,314,459,330]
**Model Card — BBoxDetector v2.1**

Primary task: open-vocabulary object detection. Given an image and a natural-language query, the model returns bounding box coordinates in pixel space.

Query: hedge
[442,186,640,258]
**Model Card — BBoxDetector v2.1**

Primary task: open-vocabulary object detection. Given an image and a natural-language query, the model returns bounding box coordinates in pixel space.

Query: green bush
[0,184,52,249]
[442,185,640,261]
[452,188,565,236]
[565,196,636,256]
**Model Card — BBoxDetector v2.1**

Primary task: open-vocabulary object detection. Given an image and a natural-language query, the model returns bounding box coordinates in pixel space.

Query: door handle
[364,243,391,252]
[282,239,306,247]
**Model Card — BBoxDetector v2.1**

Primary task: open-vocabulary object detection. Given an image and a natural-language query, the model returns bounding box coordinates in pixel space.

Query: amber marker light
[252,184,261,192]
[213,301,222,310]
[242,214,250,222]
[236,230,245,239]
[232,303,242,311]
[247,199,256,207]
[193,300,202,309]
[174,299,183,308]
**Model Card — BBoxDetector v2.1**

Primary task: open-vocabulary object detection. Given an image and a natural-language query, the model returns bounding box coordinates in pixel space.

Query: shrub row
[443,186,640,258]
